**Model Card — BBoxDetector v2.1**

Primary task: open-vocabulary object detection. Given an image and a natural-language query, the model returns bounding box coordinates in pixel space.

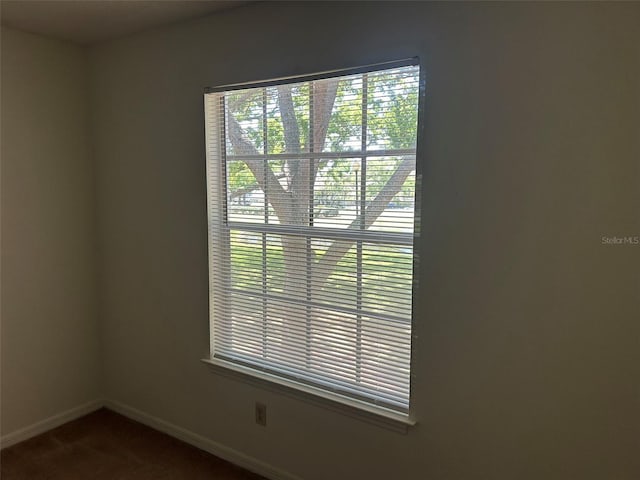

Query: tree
[225,71,418,300]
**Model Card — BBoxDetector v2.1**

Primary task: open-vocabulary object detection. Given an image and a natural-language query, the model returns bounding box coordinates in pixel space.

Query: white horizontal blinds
[205,63,419,411]
[205,92,231,356]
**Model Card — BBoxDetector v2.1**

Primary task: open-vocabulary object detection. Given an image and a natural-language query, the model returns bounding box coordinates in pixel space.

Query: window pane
[223,292,264,357]
[318,76,362,153]
[225,88,264,155]
[265,234,284,293]
[361,314,411,398]
[313,157,360,228]
[362,243,413,319]
[264,156,308,226]
[264,298,308,369]
[226,160,265,223]
[266,84,309,154]
[309,308,357,382]
[312,239,357,310]
[367,68,419,150]
[364,156,415,233]
[229,230,263,290]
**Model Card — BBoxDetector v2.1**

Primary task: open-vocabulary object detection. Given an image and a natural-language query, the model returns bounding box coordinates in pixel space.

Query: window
[204,60,421,419]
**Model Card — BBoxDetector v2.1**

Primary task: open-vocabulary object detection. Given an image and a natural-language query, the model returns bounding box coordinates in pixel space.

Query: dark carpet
[1,408,266,479]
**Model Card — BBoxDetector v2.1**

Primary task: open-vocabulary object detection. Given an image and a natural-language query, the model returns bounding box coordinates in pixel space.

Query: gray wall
[1,27,101,435]
[2,1,636,478]
[91,3,639,479]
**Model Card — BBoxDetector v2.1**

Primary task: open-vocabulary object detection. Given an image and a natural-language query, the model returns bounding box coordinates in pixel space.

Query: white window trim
[204,59,423,429]
[201,358,416,432]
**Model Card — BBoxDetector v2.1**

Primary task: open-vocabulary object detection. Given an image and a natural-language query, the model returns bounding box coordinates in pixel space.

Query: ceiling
[0,0,250,45]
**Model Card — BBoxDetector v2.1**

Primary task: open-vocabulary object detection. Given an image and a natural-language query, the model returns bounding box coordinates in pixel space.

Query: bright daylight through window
[204,60,421,417]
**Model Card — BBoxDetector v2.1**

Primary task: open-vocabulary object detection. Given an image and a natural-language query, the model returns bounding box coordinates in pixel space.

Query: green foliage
[226,70,419,204]
[227,160,256,192]
[230,232,412,318]
[324,77,362,152]
[366,71,419,150]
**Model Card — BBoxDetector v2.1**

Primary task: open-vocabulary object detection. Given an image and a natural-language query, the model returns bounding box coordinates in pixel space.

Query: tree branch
[313,157,415,287]
[227,90,260,111]
[226,114,292,222]
[229,173,287,200]
[276,85,301,154]
[312,80,339,153]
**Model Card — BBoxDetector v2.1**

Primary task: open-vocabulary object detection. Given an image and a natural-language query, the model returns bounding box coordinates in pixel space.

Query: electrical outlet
[255,402,267,426]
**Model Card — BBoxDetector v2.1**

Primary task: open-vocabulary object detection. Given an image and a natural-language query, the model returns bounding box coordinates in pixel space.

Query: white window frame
[202,59,422,428]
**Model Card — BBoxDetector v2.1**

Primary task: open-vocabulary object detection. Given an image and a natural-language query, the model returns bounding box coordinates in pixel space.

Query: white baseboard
[1,399,104,449]
[104,399,302,480]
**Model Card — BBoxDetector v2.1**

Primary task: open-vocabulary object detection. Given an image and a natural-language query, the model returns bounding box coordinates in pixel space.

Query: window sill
[201,358,416,433]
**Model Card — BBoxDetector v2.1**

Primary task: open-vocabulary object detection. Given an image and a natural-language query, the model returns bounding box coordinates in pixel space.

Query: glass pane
[363,156,415,233]
[366,67,419,150]
[226,160,265,223]
[360,314,411,396]
[265,156,309,226]
[312,240,357,310]
[225,88,264,155]
[265,299,307,369]
[309,307,357,382]
[361,243,413,319]
[226,292,264,357]
[265,234,284,294]
[265,88,283,155]
[229,230,263,290]
[313,157,360,228]
[265,83,309,154]
[317,75,362,153]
